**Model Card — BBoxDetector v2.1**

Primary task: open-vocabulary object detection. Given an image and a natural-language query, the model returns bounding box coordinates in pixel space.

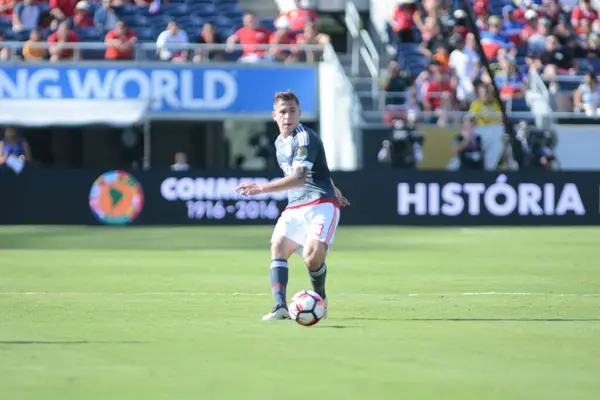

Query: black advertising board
[1,168,599,226]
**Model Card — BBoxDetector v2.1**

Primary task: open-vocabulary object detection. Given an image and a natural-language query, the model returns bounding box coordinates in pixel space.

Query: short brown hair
[273,91,300,107]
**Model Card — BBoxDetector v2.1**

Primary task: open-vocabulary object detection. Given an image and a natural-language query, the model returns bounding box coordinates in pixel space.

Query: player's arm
[330,178,351,207]
[237,141,314,196]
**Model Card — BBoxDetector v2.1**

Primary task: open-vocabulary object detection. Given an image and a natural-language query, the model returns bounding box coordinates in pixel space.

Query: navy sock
[309,263,327,300]
[270,259,288,307]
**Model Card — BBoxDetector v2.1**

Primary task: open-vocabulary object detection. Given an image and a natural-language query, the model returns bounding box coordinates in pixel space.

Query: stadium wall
[2,169,599,226]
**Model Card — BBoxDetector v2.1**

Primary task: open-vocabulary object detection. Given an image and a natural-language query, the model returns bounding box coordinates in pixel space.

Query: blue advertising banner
[0,64,318,118]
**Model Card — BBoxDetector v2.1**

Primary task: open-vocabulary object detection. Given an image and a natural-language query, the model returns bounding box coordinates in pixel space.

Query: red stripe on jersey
[285,197,340,210]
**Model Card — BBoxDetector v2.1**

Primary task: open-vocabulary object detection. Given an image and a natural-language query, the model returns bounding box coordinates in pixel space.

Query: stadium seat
[161,3,189,17]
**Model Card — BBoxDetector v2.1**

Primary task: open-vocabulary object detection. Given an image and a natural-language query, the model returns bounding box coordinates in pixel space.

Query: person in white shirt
[156,21,189,62]
[170,152,190,171]
[448,34,480,108]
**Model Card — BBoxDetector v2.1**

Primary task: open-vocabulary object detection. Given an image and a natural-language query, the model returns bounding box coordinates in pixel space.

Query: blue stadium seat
[259,18,275,31]
[162,3,189,17]
[189,3,217,16]
[135,27,154,41]
[121,14,150,27]
[509,98,529,112]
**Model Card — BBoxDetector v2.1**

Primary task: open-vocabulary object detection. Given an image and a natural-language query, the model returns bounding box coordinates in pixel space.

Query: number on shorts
[315,222,325,236]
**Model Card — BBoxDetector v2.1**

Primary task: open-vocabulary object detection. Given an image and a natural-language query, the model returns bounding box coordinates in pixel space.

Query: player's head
[273,91,301,135]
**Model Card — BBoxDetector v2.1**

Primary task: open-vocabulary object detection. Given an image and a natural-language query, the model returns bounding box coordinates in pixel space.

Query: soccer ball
[288,290,326,326]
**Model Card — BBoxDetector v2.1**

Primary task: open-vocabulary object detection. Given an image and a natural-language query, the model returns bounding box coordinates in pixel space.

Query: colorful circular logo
[89,170,144,225]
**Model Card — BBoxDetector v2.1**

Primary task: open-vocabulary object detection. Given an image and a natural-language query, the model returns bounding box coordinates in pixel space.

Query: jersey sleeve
[292,129,318,170]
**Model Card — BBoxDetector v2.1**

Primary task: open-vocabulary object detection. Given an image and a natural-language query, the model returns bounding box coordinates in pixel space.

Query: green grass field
[1,226,599,400]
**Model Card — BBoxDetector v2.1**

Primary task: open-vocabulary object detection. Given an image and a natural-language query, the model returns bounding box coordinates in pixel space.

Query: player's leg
[302,202,340,303]
[263,210,305,321]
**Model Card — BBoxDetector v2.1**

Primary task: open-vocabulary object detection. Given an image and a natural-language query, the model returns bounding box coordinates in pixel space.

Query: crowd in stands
[0,0,329,63]
[383,0,600,126]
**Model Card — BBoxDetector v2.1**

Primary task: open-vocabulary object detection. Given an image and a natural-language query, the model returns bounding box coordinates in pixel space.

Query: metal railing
[345,1,380,103]
[0,42,327,62]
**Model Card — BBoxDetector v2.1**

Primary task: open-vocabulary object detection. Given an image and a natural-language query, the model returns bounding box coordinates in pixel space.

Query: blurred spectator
[0,32,11,61]
[571,0,598,34]
[0,127,32,167]
[474,0,488,18]
[269,17,297,64]
[295,21,328,63]
[381,60,412,106]
[134,0,168,11]
[424,68,455,126]
[72,1,93,28]
[413,0,437,42]
[0,0,15,24]
[104,20,137,60]
[170,152,190,171]
[156,21,189,62]
[468,83,502,125]
[275,0,317,34]
[12,0,42,33]
[527,17,552,52]
[493,53,526,99]
[227,12,271,64]
[454,114,484,170]
[544,0,567,26]
[573,69,600,115]
[193,23,225,64]
[453,10,469,39]
[22,29,45,61]
[583,34,600,59]
[502,5,524,46]
[536,35,576,74]
[553,14,575,44]
[449,34,480,107]
[50,0,78,23]
[389,0,417,43]
[481,15,516,60]
[94,0,118,31]
[48,20,80,62]
[521,10,540,41]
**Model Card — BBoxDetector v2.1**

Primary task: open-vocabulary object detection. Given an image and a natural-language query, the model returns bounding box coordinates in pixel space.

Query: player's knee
[271,238,295,259]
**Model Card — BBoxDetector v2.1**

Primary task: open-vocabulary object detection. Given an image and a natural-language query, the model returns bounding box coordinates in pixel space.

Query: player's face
[273,100,301,135]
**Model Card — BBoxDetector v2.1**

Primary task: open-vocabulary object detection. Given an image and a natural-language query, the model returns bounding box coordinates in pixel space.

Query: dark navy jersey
[274,123,337,207]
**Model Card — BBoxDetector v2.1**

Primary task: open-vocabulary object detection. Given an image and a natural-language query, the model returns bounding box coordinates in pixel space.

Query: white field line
[0,292,598,297]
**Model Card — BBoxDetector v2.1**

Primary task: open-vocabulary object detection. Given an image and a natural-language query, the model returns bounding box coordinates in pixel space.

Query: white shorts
[271,200,340,254]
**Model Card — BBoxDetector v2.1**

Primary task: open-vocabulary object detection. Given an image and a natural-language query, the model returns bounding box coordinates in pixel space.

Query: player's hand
[334,186,351,207]
[236,182,264,197]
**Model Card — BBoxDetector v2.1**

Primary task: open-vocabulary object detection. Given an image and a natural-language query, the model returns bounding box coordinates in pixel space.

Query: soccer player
[236,91,350,321]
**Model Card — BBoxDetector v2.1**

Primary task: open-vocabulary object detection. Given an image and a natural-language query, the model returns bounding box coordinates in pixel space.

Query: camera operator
[378,111,425,169]
[514,121,557,170]
[454,114,485,170]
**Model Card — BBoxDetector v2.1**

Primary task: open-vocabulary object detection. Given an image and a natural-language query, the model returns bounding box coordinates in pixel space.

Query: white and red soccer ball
[288,290,326,326]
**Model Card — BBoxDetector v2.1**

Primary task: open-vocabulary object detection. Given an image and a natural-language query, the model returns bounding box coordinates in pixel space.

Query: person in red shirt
[295,20,328,63]
[520,9,538,41]
[50,0,78,21]
[0,0,16,22]
[275,0,317,34]
[571,0,599,34]
[227,12,271,63]
[47,20,80,61]
[389,0,417,43]
[424,69,455,126]
[104,20,137,60]
[269,16,297,63]
[72,1,93,28]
